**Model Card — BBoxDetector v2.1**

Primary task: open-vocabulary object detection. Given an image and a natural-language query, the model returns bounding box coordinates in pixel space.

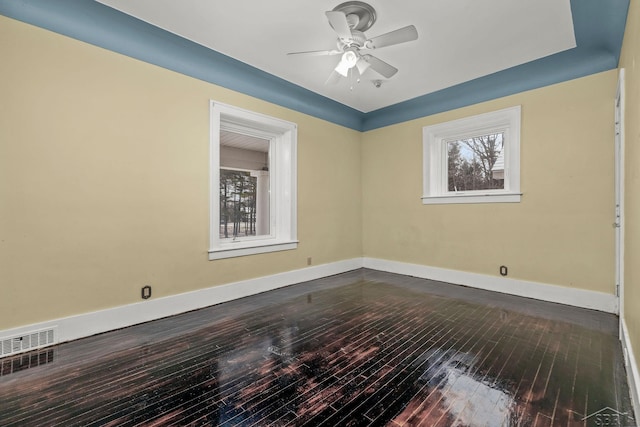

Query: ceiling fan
[287,1,419,84]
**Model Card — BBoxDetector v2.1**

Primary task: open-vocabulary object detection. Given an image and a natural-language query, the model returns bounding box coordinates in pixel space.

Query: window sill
[421,192,522,205]
[208,240,298,260]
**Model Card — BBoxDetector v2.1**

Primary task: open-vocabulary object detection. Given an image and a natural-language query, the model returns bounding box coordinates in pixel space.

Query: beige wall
[0,16,363,329]
[620,0,640,372]
[362,70,618,293]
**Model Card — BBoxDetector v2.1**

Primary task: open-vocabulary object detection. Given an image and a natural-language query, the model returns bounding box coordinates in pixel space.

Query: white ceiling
[221,130,269,153]
[97,0,576,113]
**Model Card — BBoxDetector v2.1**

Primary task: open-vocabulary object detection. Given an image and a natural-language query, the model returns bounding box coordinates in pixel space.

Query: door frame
[615,68,625,328]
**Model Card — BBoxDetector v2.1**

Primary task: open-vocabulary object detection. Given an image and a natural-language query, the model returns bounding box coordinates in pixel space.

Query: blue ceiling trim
[570,0,629,58]
[0,0,629,132]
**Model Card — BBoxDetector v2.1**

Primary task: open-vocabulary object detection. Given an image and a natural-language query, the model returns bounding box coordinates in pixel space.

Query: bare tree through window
[447,133,504,192]
[219,169,258,239]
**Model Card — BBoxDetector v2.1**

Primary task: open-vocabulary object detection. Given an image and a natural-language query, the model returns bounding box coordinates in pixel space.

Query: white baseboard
[0,258,364,349]
[621,318,640,422]
[1,257,621,357]
[363,257,618,313]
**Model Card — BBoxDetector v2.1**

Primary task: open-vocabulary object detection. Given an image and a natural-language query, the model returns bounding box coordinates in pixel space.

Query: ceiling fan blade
[362,55,398,78]
[325,11,353,41]
[287,49,342,57]
[356,57,371,75]
[367,25,418,49]
[325,70,341,85]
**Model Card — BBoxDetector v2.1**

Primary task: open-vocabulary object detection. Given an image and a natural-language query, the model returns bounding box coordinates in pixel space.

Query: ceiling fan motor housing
[337,30,367,50]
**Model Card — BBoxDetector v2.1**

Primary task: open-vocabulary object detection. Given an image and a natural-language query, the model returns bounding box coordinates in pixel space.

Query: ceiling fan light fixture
[336,50,358,77]
[343,50,358,68]
[335,59,350,77]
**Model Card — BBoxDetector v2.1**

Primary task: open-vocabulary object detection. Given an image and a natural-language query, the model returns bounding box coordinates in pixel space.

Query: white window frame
[422,105,522,204]
[209,101,297,260]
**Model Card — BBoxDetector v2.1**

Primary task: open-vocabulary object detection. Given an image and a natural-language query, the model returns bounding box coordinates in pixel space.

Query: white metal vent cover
[1,327,57,358]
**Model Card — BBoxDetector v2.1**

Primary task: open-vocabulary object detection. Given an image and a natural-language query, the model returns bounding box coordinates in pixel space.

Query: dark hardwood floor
[0,269,635,426]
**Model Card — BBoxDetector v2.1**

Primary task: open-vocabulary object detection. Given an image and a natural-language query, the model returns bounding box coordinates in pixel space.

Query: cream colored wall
[620,0,640,372]
[0,16,362,330]
[362,70,618,293]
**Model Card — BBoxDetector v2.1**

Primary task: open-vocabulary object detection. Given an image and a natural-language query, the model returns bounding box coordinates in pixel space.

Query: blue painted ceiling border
[0,0,629,132]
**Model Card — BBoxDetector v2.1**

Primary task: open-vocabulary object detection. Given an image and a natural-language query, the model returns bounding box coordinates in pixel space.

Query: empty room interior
[1,0,640,425]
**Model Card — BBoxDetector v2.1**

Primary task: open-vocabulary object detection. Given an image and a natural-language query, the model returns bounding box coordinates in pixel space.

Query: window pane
[447,132,505,192]
[219,131,270,239]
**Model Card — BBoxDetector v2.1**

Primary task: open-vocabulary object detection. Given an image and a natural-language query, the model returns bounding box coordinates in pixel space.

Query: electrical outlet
[141,285,152,299]
[499,266,508,276]
[307,257,312,266]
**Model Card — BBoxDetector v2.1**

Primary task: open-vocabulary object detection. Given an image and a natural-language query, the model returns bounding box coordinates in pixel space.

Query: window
[422,106,521,204]
[209,101,297,260]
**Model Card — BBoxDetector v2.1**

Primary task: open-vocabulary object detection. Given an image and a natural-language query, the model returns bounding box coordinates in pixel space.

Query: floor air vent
[1,328,57,358]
